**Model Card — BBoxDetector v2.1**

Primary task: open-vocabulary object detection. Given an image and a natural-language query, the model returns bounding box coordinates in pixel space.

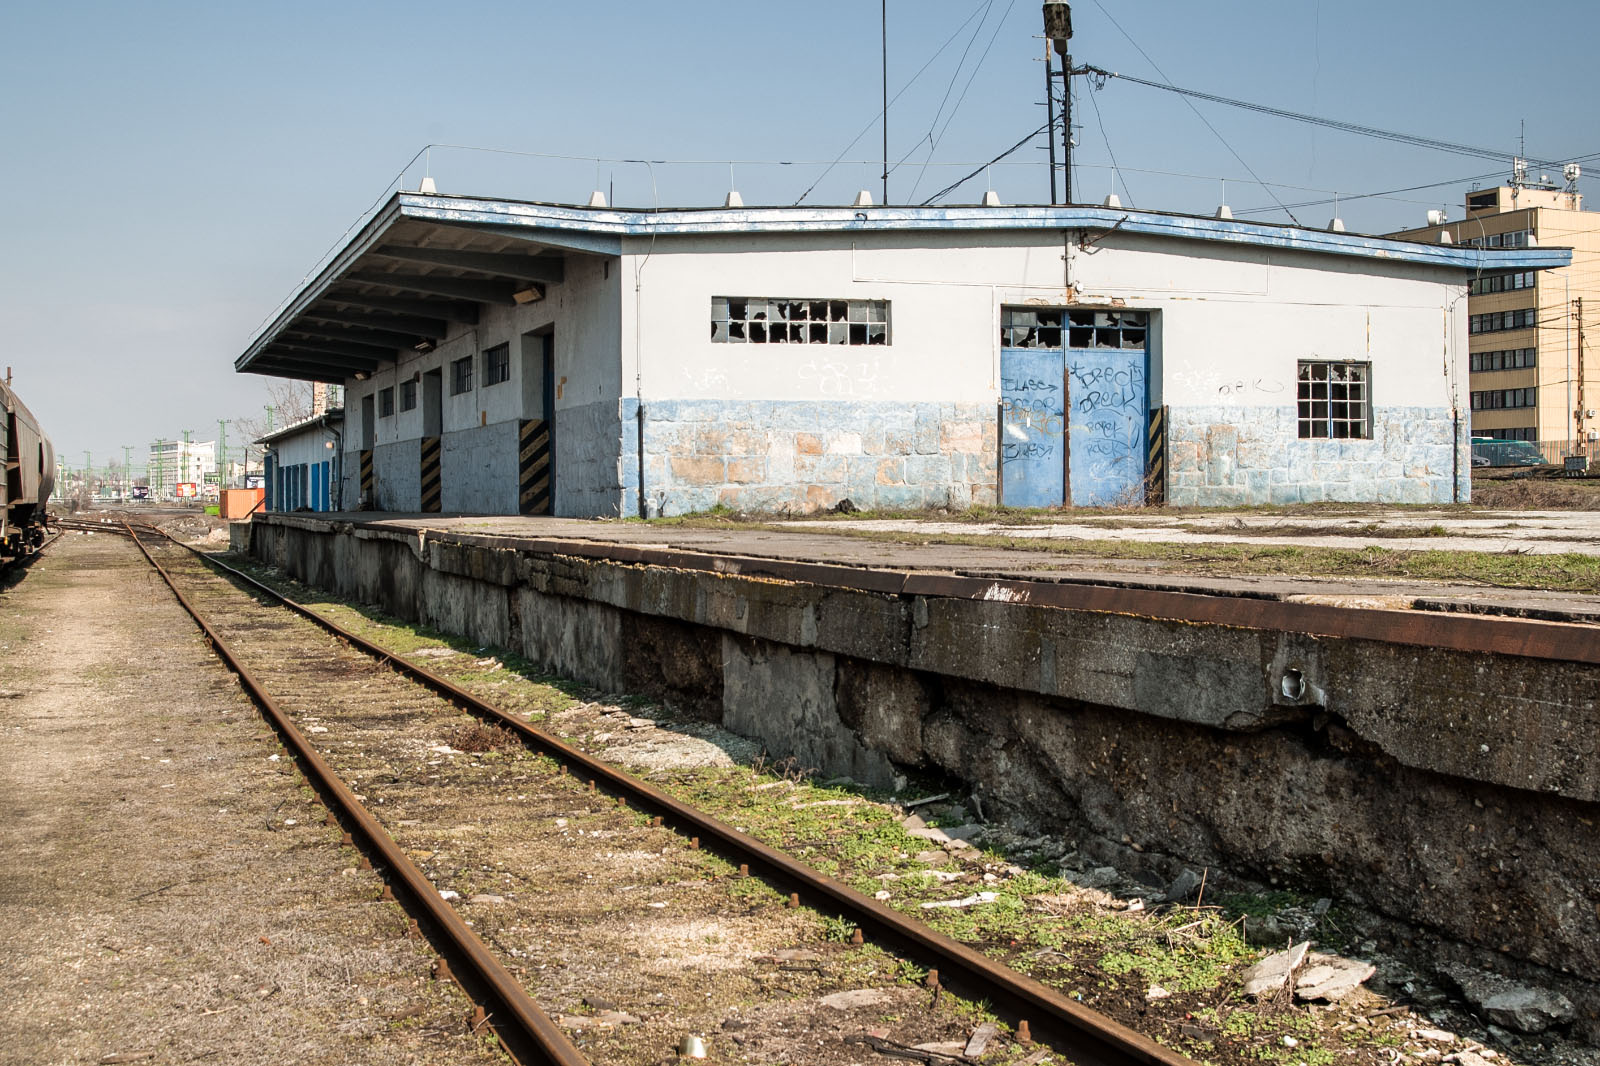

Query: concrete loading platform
[237,511,1600,1034]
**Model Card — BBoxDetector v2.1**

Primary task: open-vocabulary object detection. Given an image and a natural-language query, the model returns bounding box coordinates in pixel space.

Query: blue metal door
[1066,347,1147,506]
[1000,347,1066,507]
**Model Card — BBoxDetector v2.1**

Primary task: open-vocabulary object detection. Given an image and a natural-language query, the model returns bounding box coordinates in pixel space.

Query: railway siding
[132,530,1065,1066]
[0,531,504,1066]
[244,513,1600,1033]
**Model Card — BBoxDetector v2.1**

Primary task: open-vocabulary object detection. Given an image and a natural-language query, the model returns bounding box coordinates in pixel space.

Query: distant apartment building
[1393,179,1598,450]
[146,438,215,499]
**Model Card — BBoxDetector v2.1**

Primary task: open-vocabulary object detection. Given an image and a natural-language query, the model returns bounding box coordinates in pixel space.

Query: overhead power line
[1084,66,1581,171]
[921,119,1055,205]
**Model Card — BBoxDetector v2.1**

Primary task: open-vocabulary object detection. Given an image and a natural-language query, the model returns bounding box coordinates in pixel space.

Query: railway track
[99,518,1198,1066]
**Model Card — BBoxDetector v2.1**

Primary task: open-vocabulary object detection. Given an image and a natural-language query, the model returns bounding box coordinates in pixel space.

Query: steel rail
[122,524,589,1066]
[150,528,1199,1066]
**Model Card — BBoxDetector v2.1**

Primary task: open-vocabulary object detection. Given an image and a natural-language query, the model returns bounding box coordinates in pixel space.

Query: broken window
[1297,361,1371,439]
[712,297,889,345]
[1003,308,1147,349]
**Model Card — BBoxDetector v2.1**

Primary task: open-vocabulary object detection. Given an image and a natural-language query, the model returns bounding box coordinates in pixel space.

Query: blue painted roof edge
[395,193,1571,272]
[239,193,1571,373]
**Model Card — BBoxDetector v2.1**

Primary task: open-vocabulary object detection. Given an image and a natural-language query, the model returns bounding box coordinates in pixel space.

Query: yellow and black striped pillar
[359,449,375,509]
[1145,405,1167,506]
[518,419,551,515]
[420,436,442,513]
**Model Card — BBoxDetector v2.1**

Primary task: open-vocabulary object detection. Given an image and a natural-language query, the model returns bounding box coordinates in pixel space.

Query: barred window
[400,379,417,411]
[1297,361,1371,439]
[378,387,394,417]
[711,297,889,345]
[483,343,510,386]
[1469,347,1537,371]
[1002,308,1148,349]
[451,355,473,395]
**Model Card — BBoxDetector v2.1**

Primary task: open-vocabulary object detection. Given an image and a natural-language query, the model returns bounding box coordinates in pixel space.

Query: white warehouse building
[234,192,1567,516]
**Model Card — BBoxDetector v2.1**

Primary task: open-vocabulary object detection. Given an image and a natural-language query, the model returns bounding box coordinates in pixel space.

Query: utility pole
[217,419,228,489]
[1044,36,1058,204]
[1577,297,1587,449]
[881,0,888,206]
[265,404,275,433]
[1043,3,1074,203]
[153,439,165,501]
[182,429,192,495]
[84,450,91,495]
[122,446,132,499]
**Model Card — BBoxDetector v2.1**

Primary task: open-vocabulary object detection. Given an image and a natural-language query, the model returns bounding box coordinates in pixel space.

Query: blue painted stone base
[634,399,998,516]
[1165,405,1467,506]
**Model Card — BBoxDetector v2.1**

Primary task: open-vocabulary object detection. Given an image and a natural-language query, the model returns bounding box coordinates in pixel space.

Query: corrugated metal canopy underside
[237,193,1573,382]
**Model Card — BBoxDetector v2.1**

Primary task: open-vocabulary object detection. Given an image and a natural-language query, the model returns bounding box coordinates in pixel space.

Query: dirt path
[0,532,503,1066]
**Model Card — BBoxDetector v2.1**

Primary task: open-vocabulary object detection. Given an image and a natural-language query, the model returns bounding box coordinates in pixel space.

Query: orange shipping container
[220,488,265,521]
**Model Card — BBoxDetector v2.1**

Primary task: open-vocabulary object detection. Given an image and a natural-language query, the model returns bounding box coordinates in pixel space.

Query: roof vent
[724,190,744,208]
[853,190,874,207]
[1439,231,1453,244]
[1103,193,1122,208]
[1215,204,1233,219]
[418,176,437,195]
[588,190,608,208]
[982,189,1002,207]
[1328,217,1346,232]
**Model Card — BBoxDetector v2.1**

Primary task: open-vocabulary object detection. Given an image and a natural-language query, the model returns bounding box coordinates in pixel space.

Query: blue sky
[4,0,1597,472]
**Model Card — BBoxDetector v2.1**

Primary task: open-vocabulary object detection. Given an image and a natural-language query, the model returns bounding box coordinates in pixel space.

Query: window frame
[451,355,473,396]
[378,387,395,418]
[710,296,891,345]
[482,343,510,386]
[1296,360,1372,440]
[1001,307,1149,350]
[400,379,417,411]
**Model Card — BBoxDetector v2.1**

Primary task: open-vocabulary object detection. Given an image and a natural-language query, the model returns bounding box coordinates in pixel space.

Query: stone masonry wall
[1167,405,1463,506]
[637,399,998,516]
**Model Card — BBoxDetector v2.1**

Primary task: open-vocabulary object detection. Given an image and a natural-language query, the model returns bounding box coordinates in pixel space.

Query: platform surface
[254,509,1600,624]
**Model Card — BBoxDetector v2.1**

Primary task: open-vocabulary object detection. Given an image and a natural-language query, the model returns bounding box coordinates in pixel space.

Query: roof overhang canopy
[238,193,1573,382]
[237,196,572,381]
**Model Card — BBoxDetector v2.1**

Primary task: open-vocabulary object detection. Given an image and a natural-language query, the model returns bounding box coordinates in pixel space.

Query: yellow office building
[1393,180,1597,454]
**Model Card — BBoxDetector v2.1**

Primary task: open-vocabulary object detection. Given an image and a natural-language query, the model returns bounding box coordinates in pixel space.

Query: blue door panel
[1000,347,1065,507]
[1067,349,1148,506]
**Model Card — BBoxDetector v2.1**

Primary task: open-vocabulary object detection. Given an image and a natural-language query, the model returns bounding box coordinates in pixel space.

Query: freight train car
[1,377,55,561]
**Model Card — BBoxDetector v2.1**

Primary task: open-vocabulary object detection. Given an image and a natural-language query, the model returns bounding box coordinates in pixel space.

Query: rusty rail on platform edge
[125,522,1202,1066]
[422,529,1600,666]
[121,523,589,1066]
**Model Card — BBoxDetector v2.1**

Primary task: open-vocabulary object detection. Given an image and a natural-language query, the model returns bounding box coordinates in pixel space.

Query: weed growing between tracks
[212,551,1526,1066]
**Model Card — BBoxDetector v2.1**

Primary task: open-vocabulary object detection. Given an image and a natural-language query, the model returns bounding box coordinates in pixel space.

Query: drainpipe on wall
[330,423,344,511]
[1452,411,1460,504]
[636,402,646,518]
